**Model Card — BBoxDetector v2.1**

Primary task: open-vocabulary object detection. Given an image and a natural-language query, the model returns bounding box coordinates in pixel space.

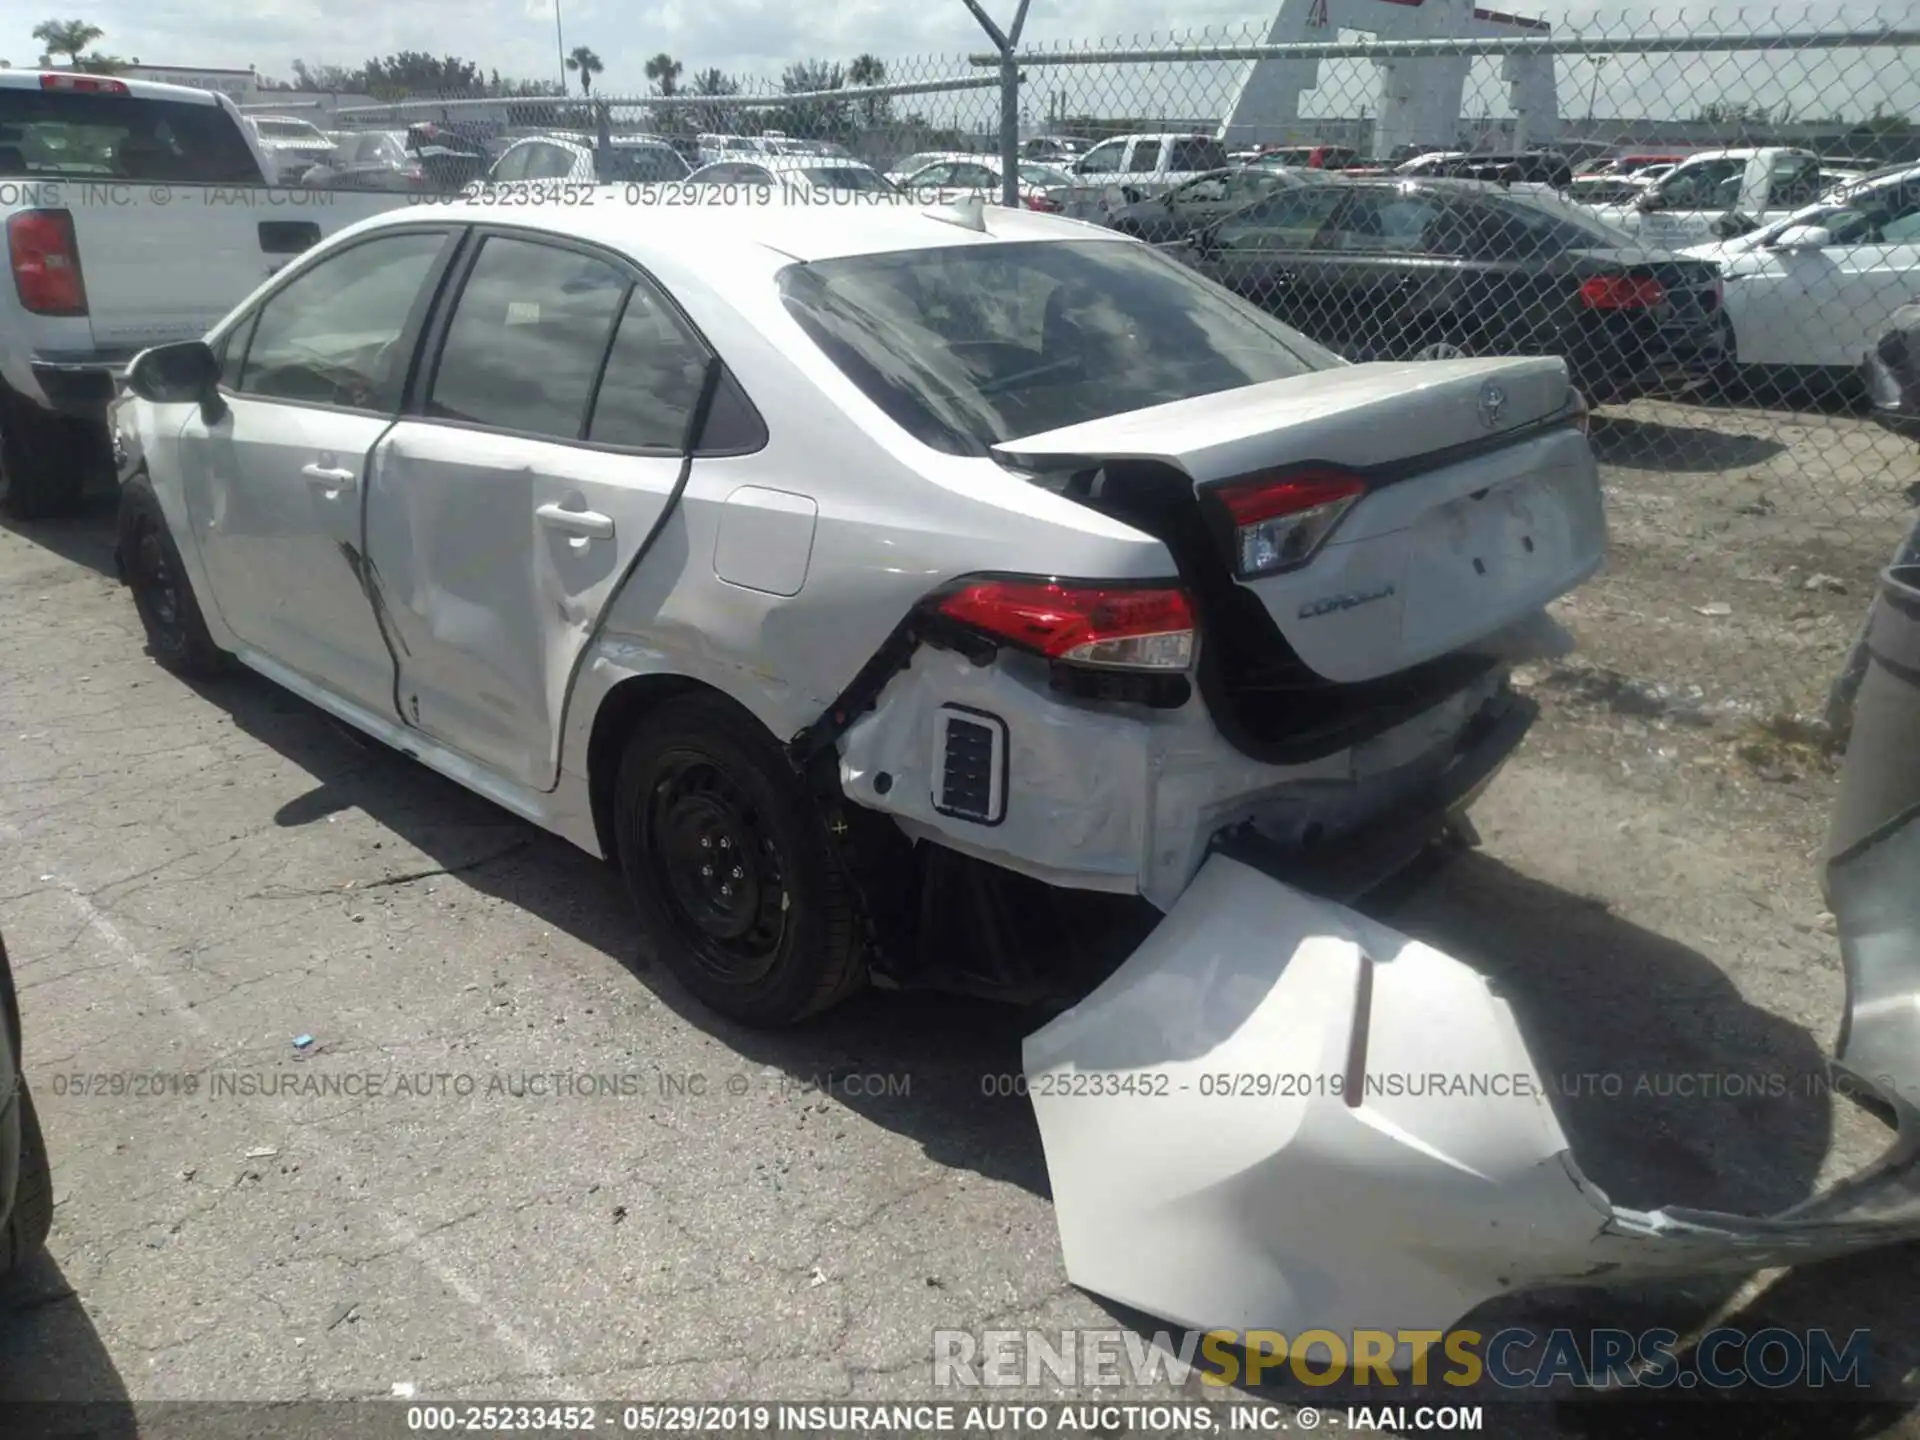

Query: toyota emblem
[1478,382,1508,429]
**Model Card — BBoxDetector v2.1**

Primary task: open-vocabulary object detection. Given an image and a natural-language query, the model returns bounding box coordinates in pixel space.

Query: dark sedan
[1187,178,1728,403]
[1106,166,1305,244]
[0,926,52,1276]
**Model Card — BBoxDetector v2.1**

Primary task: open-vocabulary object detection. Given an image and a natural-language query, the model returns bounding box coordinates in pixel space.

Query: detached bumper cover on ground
[1023,562,1920,1346]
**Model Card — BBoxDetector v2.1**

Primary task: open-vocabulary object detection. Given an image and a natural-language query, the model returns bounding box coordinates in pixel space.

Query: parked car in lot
[487,132,691,185]
[1105,165,1306,243]
[1188,177,1727,402]
[301,129,423,190]
[684,154,897,193]
[246,113,336,184]
[1590,146,1829,246]
[0,70,416,519]
[892,154,1073,209]
[1394,149,1575,188]
[1564,173,1656,208]
[112,196,1602,1030]
[0,926,54,1277]
[1682,161,1920,382]
[1050,132,1235,221]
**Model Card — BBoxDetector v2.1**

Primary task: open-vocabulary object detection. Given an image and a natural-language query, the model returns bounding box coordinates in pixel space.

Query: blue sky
[4,0,1914,126]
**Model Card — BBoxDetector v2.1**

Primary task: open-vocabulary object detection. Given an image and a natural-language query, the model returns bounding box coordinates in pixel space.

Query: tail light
[8,209,87,317]
[1026,191,1063,213]
[1211,470,1368,578]
[936,579,1195,671]
[404,166,426,187]
[40,72,128,94]
[1580,274,1666,310]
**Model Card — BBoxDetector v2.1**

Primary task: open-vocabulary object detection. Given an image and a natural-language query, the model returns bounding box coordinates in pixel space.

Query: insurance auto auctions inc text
[934,1327,1873,1392]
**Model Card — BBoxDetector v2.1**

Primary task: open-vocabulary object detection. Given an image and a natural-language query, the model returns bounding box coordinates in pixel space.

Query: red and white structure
[1219,0,1561,158]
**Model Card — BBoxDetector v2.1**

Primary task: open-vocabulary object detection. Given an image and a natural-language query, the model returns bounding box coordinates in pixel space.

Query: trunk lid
[994,357,1605,685]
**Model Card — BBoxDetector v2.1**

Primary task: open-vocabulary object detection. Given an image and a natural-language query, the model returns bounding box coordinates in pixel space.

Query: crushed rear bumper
[1023,559,1920,1346]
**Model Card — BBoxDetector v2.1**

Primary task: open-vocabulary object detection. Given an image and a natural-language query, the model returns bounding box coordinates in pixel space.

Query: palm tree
[847,52,887,128]
[31,18,105,68]
[644,52,682,97]
[566,45,603,97]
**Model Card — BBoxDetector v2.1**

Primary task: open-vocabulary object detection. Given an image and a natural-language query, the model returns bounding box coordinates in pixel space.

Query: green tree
[361,52,485,100]
[847,52,890,128]
[686,67,742,134]
[777,58,848,143]
[566,45,604,97]
[31,18,103,68]
[644,52,682,96]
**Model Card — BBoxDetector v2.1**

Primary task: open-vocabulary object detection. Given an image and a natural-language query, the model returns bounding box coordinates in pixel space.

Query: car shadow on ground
[194,664,1917,1432]
[0,1251,135,1425]
[0,497,122,582]
[1589,416,1788,474]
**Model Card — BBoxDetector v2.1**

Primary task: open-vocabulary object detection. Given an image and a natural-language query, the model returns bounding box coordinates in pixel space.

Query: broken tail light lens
[8,209,87,317]
[937,580,1196,671]
[1579,274,1666,310]
[1212,470,1368,578]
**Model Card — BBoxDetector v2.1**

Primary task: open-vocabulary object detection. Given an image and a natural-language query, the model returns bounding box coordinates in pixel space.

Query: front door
[366,232,720,791]
[177,228,457,712]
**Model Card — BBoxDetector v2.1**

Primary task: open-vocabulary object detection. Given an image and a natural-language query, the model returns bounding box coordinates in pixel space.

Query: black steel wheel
[614,692,864,1026]
[116,474,227,676]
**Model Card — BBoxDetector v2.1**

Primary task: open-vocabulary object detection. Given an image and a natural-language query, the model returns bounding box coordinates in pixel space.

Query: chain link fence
[301,6,1920,729]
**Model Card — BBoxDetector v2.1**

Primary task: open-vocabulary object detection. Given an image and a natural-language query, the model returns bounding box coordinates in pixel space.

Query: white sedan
[893,155,1075,209]
[110,190,1920,1353]
[1685,162,1920,373]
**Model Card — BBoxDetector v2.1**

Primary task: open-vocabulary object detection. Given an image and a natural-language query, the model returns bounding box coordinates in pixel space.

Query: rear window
[601,145,689,183]
[779,238,1339,456]
[796,165,895,193]
[0,89,261,182]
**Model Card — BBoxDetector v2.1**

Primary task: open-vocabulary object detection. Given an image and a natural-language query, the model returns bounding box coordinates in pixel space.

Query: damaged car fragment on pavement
[1025,554,1920,1349]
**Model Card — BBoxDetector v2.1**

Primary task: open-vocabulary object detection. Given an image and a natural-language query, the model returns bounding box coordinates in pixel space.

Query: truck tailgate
[61,185,415,351]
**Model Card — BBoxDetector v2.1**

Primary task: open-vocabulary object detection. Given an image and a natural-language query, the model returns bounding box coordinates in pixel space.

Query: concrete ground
[1,399,1917,1438]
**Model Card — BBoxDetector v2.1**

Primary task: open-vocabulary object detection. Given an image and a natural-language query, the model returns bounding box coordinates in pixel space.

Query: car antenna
[925,194,989,233]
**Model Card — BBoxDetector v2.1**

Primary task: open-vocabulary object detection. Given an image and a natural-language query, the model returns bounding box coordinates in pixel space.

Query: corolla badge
[1297,583,1397,620]
[1478,381,1508,429]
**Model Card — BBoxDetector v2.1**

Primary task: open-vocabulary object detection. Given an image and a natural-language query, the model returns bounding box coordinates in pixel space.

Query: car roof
[689,154,880,174]
[361,190,1116,279]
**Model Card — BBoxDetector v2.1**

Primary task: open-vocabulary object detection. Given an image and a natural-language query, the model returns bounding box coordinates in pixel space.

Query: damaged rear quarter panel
[836,648,1512,908]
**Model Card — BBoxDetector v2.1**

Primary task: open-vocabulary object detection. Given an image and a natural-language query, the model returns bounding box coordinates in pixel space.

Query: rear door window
[425,236,629,440]
[1128,140,1163,173]
[0,88,261,181]
[1214,185,1347,249]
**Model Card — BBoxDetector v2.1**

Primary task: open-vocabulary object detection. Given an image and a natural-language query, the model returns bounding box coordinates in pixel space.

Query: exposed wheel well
[586,674,765,863]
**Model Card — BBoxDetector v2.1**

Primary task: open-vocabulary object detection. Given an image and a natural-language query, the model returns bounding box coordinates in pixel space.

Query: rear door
[1204,183,1349,338]
[1304,187,1464,359]
[366,231,729,791]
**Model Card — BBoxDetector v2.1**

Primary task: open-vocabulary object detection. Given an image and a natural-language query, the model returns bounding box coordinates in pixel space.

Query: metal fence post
[962,0,1033,207]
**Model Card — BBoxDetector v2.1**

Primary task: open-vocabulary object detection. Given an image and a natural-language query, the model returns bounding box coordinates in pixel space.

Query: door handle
[301,463,357,490]
[535,502,614,539]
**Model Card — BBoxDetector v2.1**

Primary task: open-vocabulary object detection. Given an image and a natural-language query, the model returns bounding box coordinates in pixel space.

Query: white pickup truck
[1587,146,1836,248]
[0,71,414,517]
[1046,132,1234,224]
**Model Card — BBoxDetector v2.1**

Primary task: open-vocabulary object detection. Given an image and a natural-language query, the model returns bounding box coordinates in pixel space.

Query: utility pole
[554,0,567,92]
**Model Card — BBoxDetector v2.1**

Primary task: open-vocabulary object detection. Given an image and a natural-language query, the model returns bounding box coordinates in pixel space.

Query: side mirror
[1636,191,1665,212]
[1773,223,1832,251]
[127,340,222,421]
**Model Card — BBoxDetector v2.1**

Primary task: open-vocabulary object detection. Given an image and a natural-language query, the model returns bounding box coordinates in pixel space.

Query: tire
[0,397,89,521]
[117,473,228,677]
[1410,336,1471,362]
[613,692,865,1026]
[1,1082,52,1275]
